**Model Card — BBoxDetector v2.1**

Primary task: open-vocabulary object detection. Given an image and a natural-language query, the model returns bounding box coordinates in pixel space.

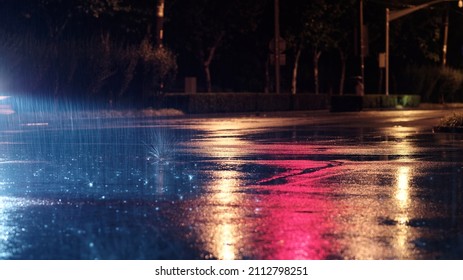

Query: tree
[139,34,178,102]
[166,0,265,92]
[331,0,356,95]
[282,0,306,95]
[303,0,343,95]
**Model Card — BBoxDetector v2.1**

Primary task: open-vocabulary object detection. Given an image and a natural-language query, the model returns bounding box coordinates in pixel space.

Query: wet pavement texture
[0,109,462,259]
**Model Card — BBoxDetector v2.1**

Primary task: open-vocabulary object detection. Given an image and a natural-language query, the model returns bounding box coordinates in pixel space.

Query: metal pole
[155,0,165,48]
[360,0,365,95]
[274,0,280,94]
[385,8,390,96]
[442,7,449,66]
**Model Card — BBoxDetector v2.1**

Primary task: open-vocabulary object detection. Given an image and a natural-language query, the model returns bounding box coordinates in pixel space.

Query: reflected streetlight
[385,0,463,95]
[188,122,246,260]
[395,166,410,208]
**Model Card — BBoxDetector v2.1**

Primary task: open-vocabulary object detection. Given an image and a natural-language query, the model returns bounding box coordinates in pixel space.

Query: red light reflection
[175,157,342,260]
[250,160,341,259]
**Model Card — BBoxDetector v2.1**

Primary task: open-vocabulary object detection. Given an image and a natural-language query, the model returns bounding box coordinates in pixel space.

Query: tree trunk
[264,56,270,93]
[313,50,321,94]
[91,32,116,95]
[118,49,138,97]
[291,44,302,95]
[202,32,225,93]
[339,48,347,95]
[203,63,212,93]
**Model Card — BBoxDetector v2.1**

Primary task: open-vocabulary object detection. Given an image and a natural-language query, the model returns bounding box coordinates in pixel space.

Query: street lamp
[385,0,463,95]
[274,0,281,94]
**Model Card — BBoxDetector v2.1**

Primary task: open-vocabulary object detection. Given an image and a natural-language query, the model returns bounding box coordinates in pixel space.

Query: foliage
[402,65,463,102]
[302,0,339,51]
[390,8,442,64]
[77,0,131,18]
[292,0,356,53]
[0,0,149,42]
[140,37,178,99]
[0,31,177,102]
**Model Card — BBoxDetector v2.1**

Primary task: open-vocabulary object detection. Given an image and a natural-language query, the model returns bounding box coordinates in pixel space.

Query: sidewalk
[418,103,463,110]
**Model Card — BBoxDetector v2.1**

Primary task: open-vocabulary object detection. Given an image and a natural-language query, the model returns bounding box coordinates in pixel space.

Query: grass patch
[439,112,463,127]
[434,112,463,133]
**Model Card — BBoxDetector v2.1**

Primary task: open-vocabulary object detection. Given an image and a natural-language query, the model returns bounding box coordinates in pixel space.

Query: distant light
[460,0,463,8]
[0,96,14,115]
[21,123,49,127]
[0,105,14,115]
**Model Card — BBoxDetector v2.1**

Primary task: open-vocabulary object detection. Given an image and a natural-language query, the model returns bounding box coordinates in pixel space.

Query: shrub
[139,38,178,105]
[401,65,463,103]
[0,31,177,106]
[439,112,463,127]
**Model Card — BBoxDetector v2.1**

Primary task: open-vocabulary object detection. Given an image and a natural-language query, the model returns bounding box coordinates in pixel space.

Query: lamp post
[155,0,165,48]
[274,0,281,94]
[385,0,463,95]
[360,0,365,96]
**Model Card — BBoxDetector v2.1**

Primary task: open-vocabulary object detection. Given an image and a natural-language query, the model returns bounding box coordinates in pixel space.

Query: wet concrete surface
[0,109,462,259]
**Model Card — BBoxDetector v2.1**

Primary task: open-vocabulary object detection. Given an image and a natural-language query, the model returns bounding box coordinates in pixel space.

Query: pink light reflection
[250,159,341,259]
[175,156,342,259]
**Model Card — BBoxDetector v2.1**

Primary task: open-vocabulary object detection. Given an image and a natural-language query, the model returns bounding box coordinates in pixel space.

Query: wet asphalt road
[0,108,462,259]
[170,109,463,259]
